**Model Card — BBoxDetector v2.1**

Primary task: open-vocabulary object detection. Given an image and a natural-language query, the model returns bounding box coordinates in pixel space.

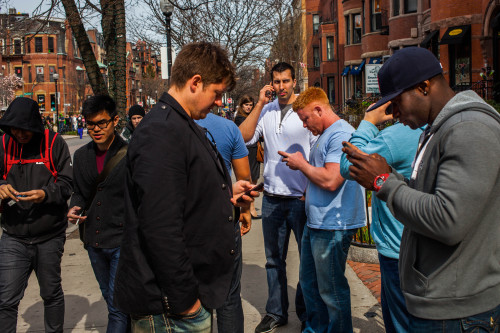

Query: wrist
[373,173,390,192]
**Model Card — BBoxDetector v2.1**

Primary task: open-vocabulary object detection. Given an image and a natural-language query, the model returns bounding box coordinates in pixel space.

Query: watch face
[376,177,385,187]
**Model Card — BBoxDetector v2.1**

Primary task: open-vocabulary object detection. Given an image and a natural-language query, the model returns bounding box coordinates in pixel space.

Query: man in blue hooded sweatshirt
[0,97,73,333]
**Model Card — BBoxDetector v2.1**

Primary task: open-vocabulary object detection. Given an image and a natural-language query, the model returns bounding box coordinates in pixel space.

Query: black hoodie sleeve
[41,135,73,204]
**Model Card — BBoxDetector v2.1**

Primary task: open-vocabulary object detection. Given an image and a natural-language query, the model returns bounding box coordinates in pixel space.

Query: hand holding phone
[236,182,264,203]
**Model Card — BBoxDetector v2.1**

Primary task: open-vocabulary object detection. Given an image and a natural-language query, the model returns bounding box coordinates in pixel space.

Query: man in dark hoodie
[120,104,145,143]
[343,47,500,330]
[67,95,129,332]
[0,97,73,333]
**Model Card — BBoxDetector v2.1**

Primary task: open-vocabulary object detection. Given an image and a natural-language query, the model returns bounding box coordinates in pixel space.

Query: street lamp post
[139,88,142,105]
[53,73,59,133]
[159,0,174,78]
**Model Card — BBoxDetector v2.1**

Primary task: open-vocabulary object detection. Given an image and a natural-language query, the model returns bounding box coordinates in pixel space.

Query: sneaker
[255,315,286,333]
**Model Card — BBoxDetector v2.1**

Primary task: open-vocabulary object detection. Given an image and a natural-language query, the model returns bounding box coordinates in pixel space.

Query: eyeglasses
[87,118,113,130]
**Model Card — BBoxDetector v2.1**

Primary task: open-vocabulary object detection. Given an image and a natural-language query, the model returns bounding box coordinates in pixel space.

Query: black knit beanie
[128,105,145,118]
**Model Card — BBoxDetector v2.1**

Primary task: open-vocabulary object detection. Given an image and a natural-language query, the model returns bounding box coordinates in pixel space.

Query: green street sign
[23,93,32,96]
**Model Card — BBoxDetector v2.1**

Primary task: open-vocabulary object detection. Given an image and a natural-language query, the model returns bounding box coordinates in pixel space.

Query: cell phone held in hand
[265,90,276,101]
[236,182,264,202]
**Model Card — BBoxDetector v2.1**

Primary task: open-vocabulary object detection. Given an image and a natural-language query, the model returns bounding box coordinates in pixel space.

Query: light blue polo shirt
[305,119,366,230]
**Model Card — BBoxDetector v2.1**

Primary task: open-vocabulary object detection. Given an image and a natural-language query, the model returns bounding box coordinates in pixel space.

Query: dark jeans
[215,223,244,333]
[0,232,65,333]
[408,303,500,332]
[131,305,212,333]
[378,254,409,333]
[300,226,357,333]
[261,194,307,323]
[87,246,130,333]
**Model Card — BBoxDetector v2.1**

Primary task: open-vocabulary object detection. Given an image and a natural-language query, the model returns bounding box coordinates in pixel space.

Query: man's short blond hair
[292,87,330,112]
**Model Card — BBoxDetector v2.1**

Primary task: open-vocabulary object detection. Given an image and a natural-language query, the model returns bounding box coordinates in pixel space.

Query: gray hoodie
[377,91,500,319]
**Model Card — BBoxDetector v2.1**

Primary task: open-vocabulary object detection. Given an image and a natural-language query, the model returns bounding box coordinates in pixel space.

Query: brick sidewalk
[348,261,381,303]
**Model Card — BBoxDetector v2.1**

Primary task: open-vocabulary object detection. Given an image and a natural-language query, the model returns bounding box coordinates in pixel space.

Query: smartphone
[265,90,276,101]
[236,182,264,202]
[75,209,87,226]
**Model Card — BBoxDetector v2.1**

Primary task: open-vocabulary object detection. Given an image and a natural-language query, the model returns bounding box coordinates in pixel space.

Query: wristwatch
[373,173,390,192]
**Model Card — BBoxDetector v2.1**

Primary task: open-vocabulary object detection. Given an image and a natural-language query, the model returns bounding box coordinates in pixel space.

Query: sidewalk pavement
[15,195,384,332]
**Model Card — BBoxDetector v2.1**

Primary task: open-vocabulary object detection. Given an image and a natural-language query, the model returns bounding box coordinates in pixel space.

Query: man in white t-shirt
[239,62,316,333]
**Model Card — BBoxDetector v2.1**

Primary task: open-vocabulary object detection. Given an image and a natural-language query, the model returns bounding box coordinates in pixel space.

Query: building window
[345,15,351,45]
[405,0,417,13]
[326,36,334,60]
[354,14,362,44]
[346,13,362,45]
[393,0,400,16]
[14,67,22,79]
[35,37,43,52]
[26,37,31,53]
[36,66,44,82]
[48,37,54,53]
[13,39,22,54]
[371,0,382,32]
[313,47,320,67]
[313,14,320,34]
[327,77,335,103]
[49,66,56,82]
[28,67,32,83]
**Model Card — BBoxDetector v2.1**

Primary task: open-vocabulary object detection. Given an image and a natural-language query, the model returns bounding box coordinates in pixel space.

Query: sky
[7,0,51,15]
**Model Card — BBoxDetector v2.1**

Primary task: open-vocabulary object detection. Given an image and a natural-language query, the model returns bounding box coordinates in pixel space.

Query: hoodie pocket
[401,233,429,296]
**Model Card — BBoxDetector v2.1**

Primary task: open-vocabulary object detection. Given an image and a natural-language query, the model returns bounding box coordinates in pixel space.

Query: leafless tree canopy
[129,0,295,69]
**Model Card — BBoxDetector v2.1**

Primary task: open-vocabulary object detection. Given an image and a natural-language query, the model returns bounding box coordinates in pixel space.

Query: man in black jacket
[0,97,72,333]
[67,95,129,332]
[114,42,258,333]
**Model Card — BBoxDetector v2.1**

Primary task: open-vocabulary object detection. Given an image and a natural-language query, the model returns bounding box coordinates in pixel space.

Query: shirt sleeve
[230,122,249,160]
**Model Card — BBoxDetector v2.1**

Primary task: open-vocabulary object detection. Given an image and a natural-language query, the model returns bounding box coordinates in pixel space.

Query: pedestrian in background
[0,97,73,333]
[281,87,365,333]
[68,95,129,333]
[340,102,421,333]
[113,41,259,333]
[239,62,316,333]
[234,95,261,218]
[121,104,145,143]
[343,47,500,331]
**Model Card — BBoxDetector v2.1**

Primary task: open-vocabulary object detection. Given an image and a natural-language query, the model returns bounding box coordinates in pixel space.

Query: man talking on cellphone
[113,42,259,333]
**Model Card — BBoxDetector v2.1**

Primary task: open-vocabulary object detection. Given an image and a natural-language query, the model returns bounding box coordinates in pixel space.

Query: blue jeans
[378,254,409,333]
[408,303,500,332]
[300,226,357,333]
[87,246,130,333]
[130,305,212,332]
[262,194,307,323]
[215,223,244,333]
[0,232,65,333]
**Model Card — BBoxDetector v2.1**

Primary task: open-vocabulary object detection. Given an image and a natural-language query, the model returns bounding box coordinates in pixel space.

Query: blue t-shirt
[340,121,423,259]
[196,113,248,174]
[306,119,366,230]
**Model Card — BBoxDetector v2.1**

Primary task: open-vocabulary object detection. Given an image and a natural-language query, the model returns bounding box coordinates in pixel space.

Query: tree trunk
[60,0,108,96]
[101,0,127,125]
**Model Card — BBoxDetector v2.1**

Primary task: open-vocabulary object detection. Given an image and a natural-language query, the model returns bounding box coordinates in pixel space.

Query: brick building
[303,0,500,110]
[1,8,163,123]
[0,9,85,120]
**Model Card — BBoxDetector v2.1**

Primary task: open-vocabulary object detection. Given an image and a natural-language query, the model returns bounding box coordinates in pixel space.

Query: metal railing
[452,79,495,100]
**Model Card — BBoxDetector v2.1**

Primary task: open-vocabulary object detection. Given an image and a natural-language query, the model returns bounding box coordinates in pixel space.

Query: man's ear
[417,80,430,96]
[189,74,203,92]
[113,114,120,126]
[314,105,322,116]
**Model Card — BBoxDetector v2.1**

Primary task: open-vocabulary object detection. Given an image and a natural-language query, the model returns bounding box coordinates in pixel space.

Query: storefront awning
[341,66,350,76]
[439,25,470,45]
[420,30,439,48]
[368,57,382,64]
[350,60,365,75]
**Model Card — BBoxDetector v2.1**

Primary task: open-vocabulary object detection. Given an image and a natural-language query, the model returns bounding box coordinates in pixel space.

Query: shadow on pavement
[21,295,107,333]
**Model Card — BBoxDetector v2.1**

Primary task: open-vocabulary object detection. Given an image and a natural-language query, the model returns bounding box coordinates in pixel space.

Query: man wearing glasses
[67,95,129,332]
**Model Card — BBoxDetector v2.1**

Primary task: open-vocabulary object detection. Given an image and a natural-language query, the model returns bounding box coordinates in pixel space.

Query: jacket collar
[159,92,230,185]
